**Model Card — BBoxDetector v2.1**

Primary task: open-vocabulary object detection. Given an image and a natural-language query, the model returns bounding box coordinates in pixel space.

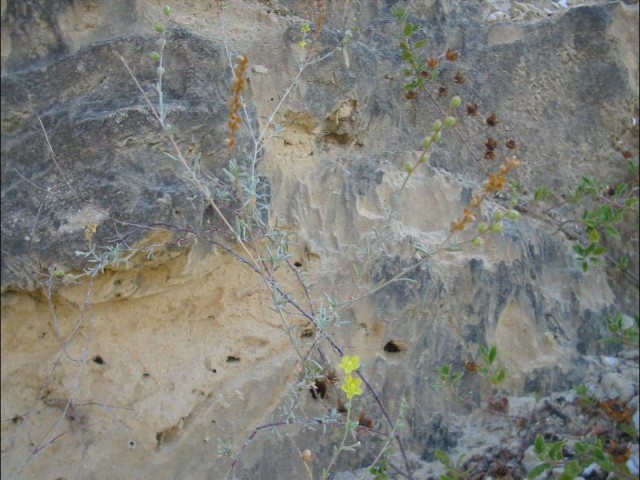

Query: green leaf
[404,80,420,90]
[588,228,600,243]
[574,442,588,454]
[614,182,627,197]
[548,441,564,460]
[618,255,629,270]
[563,460,581,477]
[591,447,605,461]
[534,186,551,201]
[404,23,414,36]
[435,449,451,466]
[527,463,551,479]
[414,39,427,49]
[573,244,587,256]
[391,6,409,22]
[534,435,545,454]
[558,473,576,480]
[611,208,625,224]
[488,346,497,364]
[604,226,621,239]
[492,368,507,385]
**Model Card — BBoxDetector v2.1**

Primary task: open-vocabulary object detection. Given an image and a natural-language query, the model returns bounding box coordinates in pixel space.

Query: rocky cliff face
[1,1,638,479]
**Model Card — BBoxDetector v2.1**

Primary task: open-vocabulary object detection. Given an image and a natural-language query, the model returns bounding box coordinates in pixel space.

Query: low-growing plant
[529,434,636,480]
[526,158,639,275]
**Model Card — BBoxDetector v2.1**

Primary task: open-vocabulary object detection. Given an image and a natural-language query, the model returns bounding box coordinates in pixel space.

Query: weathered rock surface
[1,0,638,479]
[1,28,258,293]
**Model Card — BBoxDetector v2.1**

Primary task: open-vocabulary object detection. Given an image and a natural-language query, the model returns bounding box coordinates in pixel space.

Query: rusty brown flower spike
[438,85,448,97]
[450,157,521,233]
[506,139,517,149]
[466,102,479,116]
[427,57,439,68]
[227,55,249,149]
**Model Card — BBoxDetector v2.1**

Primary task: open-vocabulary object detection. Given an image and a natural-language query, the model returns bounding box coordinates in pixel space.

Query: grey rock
[1,30,258,292]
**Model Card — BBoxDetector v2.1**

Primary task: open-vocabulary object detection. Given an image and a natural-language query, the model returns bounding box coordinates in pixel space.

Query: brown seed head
[453,70,466,84]
[486,113,500,127]
[445,48,459,61]
[466,102,479,116]
[485,137,498,151]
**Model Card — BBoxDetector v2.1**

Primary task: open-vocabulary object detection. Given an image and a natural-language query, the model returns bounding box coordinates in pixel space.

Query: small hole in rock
[383,340,404,353]
[93,355,105,365]
[300,325,315,338]
[114,279,122,286]
[226,355,241,363]
[114,293,121,298]
[294,261,303,267]
[310,378,327,399]
[128,440,136,449]
[211,368,217,373]
[142,373,150,378]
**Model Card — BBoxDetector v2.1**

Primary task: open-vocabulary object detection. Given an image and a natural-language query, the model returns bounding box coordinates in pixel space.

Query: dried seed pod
[453,70,466,84]
[486,113,500,127]
[445,48,459,61]
[485,137,499,151]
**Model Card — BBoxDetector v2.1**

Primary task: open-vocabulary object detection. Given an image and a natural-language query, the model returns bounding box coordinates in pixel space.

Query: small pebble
[601,355,618,367]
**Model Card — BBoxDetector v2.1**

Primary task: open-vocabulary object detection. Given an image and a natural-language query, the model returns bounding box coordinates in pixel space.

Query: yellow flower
[339,355,360,374]
[342,374,363,399]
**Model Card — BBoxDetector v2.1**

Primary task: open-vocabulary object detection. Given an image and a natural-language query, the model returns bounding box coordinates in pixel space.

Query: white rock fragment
[601,355,619,367]
[582,463,598,476]
[252,65,269,74]
[600,371,636,400]
[488,11,508,22]
[628,452,639,476]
